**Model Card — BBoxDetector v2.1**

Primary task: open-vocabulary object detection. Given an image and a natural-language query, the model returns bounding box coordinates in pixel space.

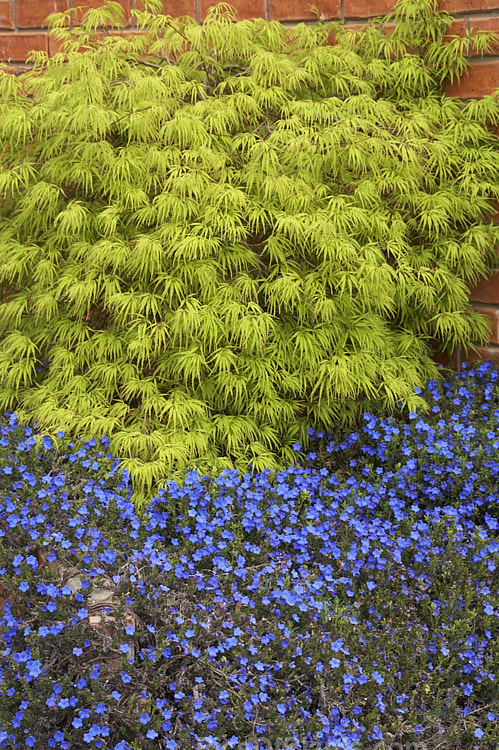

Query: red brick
[469,271,499,305]
[440,0,499,12]
[432,350,460,369]
[269,0,340,21]
[472,306,499,343]
[486,199,499,224]
[343,0,395,19]
[444,61,499,98]
[432,351,450,367]
[469,16,499,56]
[0,1,13,30]
[48,34,64,56]
[113,28,147,37]
[444,18,467,39]
[462,344,499,363]
[16,0,69,28]
[76,0,130,9]
[134,0,196,19]
[0,32,48,62]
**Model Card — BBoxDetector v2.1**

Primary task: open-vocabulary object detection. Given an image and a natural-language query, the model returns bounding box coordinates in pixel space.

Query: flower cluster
[0,363,498,749]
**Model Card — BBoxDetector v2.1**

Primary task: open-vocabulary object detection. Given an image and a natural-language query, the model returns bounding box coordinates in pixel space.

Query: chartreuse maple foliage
[0,0,498,496]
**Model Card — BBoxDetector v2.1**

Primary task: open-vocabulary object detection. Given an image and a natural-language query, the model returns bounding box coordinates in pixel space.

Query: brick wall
[1,1,498,88]
[0,0,498,364]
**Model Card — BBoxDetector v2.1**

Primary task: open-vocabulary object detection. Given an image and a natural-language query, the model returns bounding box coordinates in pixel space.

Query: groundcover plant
[0,362,497,749]
[0,0,498,496]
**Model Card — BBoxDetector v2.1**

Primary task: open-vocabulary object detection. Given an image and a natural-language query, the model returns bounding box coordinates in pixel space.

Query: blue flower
[26,660,43,679]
